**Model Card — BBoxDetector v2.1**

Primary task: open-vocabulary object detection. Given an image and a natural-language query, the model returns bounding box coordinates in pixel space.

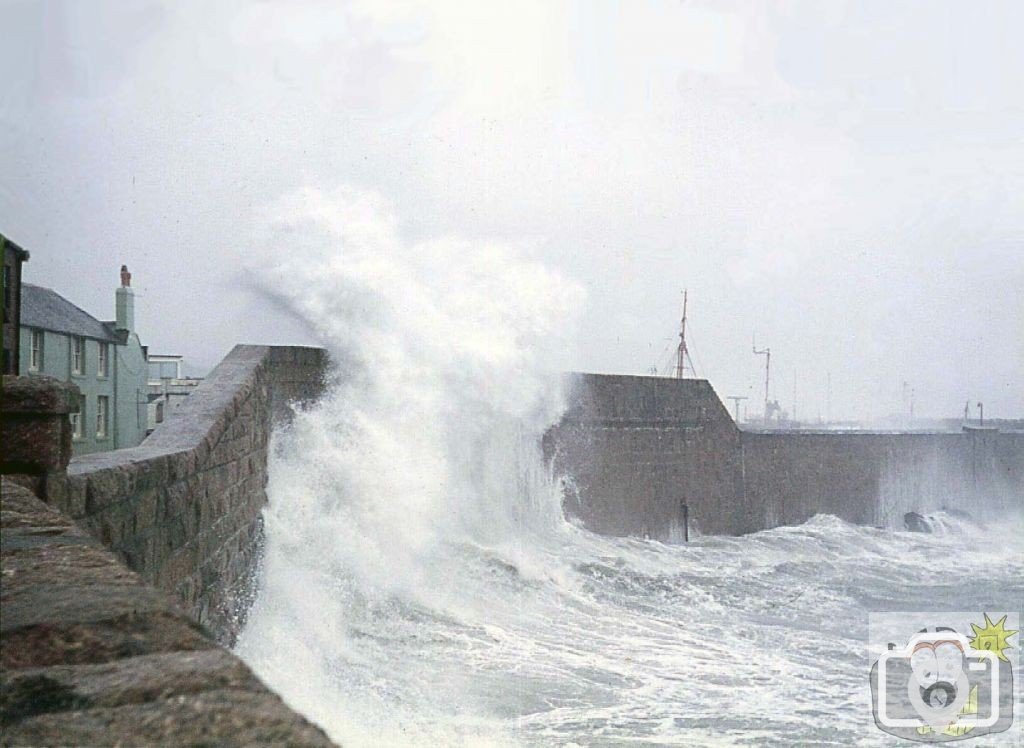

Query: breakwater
[1,344,328,644]
[547,373,1023,538]
[59,345,328,641]
[0,345,333,745]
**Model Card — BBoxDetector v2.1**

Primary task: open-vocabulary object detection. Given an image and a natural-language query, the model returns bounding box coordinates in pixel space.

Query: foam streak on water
[235,188,1023,746]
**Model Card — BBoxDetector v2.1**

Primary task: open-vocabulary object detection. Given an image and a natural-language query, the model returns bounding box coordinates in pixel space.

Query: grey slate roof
[21,284,119,342]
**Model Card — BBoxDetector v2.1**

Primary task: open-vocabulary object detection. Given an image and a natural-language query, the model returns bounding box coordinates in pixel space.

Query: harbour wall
[740,429,1023,530]
[0,478,334,745]
[1,344,334,744]
[10,361,1018,605]
[5,344,328,644]
[547,373,1023,538]
[546,374,749,536]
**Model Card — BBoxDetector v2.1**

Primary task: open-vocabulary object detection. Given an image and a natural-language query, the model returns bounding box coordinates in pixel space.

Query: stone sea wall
[546,373,751,536]
[0,479,334,745]
[739,429,1023,530]
[548,373,1024,538]
[46,345,328,643]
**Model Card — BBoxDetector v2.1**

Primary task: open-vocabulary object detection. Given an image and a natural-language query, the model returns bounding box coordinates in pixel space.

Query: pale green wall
[114,331,148,449]
[19,326,147,455]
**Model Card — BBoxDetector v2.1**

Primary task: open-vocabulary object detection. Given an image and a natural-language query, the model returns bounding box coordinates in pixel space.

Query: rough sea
[235,187,1022,746]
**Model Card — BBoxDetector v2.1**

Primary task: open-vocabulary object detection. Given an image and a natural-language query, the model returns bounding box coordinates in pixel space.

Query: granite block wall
[43,345,329,644]
[0,478,334,746]
[547,374,1023,539]
[739,429,1023,530]
[546,373,751,538]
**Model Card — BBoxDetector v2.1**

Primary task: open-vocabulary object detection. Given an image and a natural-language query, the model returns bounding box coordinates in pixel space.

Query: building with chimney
[18,267,149,455]
[2,233,30,374]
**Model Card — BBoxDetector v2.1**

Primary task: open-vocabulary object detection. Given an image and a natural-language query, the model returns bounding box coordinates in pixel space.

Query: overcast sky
[2,0,1022,421]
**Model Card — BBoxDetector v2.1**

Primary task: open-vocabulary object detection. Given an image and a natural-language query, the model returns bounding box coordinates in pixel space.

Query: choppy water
[235,187,1022,746]
[236,497,1022,746]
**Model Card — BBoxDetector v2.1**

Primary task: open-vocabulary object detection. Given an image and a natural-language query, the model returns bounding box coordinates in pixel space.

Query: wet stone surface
[0,478,335,747]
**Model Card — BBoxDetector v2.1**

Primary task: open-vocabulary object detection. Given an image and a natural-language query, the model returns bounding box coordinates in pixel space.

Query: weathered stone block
[198,519,231,562]
[162,480,189,522]
[130,456,169,493]
[132,488,160,535]
[1,377,80,477]
[1,480,334,746]
[164,448,197,483]
[83,468,130,516]
[167,513,189,553]
[154,542,199,595]
[1,375,80,415]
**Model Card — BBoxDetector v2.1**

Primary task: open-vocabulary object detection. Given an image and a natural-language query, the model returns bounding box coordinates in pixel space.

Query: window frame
[29,330,43,371]
[71,336,85,376]
[96,395,109,439]
[70,396,84,440]
[98,342,109,378]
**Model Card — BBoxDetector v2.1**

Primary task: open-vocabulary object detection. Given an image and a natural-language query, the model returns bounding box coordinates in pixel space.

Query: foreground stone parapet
[0,375,79,497]
[0,478,335,746]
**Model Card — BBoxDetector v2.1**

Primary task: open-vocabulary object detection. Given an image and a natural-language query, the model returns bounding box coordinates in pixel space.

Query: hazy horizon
[2,0,1022,421]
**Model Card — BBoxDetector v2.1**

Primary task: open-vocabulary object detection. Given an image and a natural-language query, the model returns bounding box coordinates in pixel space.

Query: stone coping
[0,477,336,747]
[69,345,274,479]
[0,376,79,415]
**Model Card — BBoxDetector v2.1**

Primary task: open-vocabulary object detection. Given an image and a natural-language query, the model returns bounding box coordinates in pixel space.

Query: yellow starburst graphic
[969,613,1018,663]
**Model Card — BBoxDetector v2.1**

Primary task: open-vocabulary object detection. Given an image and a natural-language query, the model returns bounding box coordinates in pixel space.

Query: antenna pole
[753,337,771,423]
[675,290,689,379]
[792,371,797,424]
[827,371,832,424]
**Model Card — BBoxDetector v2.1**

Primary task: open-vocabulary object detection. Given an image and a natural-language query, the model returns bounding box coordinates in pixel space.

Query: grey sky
[2,0,1021,420]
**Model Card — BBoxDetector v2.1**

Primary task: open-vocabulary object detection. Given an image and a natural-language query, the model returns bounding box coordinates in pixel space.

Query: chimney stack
[115,265,134,332]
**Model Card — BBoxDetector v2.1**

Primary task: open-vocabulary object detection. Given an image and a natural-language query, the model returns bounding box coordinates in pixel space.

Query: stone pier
[0,347,336,746]
[548,373,1024,538]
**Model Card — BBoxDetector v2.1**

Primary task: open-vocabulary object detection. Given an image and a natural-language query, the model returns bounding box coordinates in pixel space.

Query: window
[98,343,109,377]
[72,337,85,375]
[70,396,84,439]
[156,401,165,424]
[96,396,109,439]
[30,330,43,371]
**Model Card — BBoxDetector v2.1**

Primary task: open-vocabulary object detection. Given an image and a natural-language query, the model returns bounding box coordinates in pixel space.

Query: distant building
[146,354,203,434]
[2,234,30,374]
[18,267,149,455]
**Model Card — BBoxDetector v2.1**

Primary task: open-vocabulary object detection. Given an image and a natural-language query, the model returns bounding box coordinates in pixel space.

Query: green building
[18,268,148,455]
[2,235,30,374]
